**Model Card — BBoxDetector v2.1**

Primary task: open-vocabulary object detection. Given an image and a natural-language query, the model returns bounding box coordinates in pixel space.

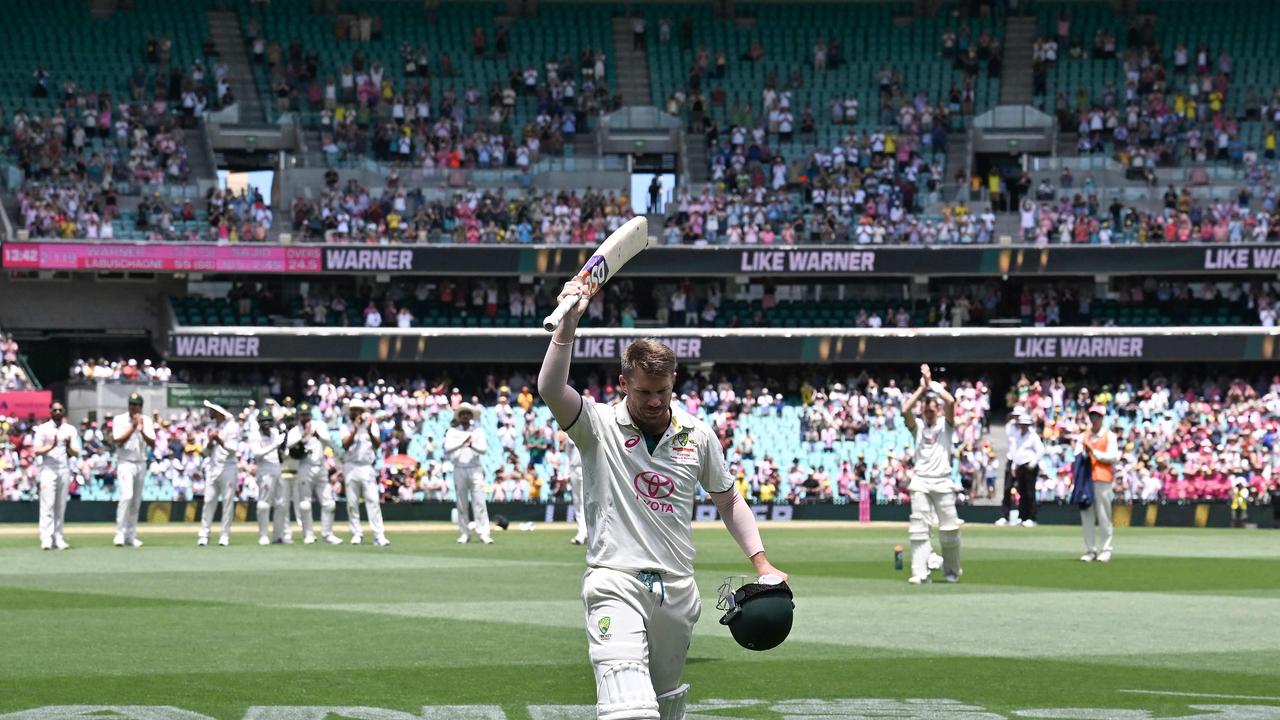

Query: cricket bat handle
[543,294,581,332]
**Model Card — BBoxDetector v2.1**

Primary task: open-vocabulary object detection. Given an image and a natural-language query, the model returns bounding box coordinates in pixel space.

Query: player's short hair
[621,338,676,379]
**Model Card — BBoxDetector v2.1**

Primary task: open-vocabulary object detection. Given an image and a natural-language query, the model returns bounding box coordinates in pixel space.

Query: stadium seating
[239,0,615,130]
[0,0,208,113]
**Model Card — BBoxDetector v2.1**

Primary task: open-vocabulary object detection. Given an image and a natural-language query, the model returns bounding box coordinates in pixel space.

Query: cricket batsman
[537,277,787,720]
[902,364,963,584]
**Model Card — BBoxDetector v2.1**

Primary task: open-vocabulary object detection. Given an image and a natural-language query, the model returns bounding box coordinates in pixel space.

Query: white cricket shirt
[566,397,733,578]
[909,415,954,492]
[35,420,79,474]
[112,412,154,464]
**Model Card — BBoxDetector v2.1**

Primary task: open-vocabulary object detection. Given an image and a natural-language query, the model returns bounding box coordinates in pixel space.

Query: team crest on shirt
[597,616,612,639]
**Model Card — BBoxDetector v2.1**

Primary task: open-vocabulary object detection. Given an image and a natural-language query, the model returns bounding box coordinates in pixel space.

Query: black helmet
[258,408,273,424]
[717,575,795,651]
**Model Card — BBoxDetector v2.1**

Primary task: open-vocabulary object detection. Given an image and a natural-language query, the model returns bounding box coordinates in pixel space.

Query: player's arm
[33,429,55,456]
[368,422,381,449]
[65,432,80,458]
[537,278,591,429]
[341,426,356,450]
[471,430,488,454]
[1091,432,1121,464]
[901,383,925,434]
[442,429,465,455]
[113,417,134,444]
[141,417,157,447]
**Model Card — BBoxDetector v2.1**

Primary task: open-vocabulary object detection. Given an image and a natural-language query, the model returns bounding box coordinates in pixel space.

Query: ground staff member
[1079,404,1119,562]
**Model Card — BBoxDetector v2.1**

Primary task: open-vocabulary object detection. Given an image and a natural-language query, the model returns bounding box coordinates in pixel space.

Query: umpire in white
[445,401,492,544]
[1002,407,1045,527]
[34,401,79,550]
[112,392,154,547]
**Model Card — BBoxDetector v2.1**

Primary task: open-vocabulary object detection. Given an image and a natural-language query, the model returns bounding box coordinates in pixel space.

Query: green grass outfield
[1,522,1279,720]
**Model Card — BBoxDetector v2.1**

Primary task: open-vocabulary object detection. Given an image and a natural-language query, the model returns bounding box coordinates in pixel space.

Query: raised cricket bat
[543,216,652,332]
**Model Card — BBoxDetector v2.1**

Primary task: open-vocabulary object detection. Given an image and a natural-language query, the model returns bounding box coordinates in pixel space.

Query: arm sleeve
[710,485,765,559]
[112,416,129,443]
[222,424,240,453]
[472,431,488,454]
[697,426,734,494]
[537,339,585,431]
[442,429,463,455]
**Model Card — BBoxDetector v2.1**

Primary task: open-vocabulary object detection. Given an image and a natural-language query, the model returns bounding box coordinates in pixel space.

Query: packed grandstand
[0,0,1277,526]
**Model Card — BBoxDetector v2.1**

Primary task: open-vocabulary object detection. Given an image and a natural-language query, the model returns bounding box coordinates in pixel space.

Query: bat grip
[543,294,580,332]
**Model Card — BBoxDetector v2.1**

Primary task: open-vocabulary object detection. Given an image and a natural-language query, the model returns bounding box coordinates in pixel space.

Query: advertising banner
[2,243,322,273]
[165,384,261,408]
[0,390,54,419]
[8,241,1280,277]
[166,329,1280,364]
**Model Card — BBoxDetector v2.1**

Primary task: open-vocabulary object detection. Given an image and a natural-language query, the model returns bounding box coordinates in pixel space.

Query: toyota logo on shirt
[633,471,676,514]
[633,471,675,499]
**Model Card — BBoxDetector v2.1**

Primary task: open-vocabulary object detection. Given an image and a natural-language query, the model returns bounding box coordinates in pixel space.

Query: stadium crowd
[1,334,33,391]
[2,369,1275,508]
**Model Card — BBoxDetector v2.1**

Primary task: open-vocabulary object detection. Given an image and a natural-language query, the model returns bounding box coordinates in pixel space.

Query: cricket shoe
[1021,520,1037,528]
[350,535,363,545]
[54,536,70,550]
[571,533,587,545]
[275,537,294,545]
[456,534,470,544]
[907,575,931,585]
[993,517,1008,526]
[218,535,230,547]
[303,534,317,545]
[1096,551,1112,563]
[114,533,126,547]
[127,538,144,548]
[258,536,271,546]
[197,537,209,547]
[323,534,343,545]
[373,537,391,547]
[41,541,53,551]
[944,569,964,584]
[480,535,494,545]
[1080,552,1097,562]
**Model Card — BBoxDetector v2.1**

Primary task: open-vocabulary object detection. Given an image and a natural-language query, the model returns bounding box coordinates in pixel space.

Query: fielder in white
[538,278,787,720]
[198,401,241,547]
[112,392,154,547]
[285,402,341,544]
[250,408,286,546]
[340,399,389,546]
[560,430,588,545]
[902,364,963,585]
[444,401,492,545]
[33,402,79,550]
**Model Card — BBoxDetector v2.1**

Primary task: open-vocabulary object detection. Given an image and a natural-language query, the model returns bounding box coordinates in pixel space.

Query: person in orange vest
[1078,404,1120,562]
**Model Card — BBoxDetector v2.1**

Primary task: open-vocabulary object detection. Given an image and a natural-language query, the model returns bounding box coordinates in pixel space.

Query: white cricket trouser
[297,460,335,538]
[571,464,587,539]
[200,463,238,540]
[1081,481,1115,555]
[344,465,385,540]
[583,566,699,720]
[38,468,70,546]
[274,469,298,541]
[908,482,962,579]
[114,460,145,542]
[453,465,490,538]
[256,464,281,539]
